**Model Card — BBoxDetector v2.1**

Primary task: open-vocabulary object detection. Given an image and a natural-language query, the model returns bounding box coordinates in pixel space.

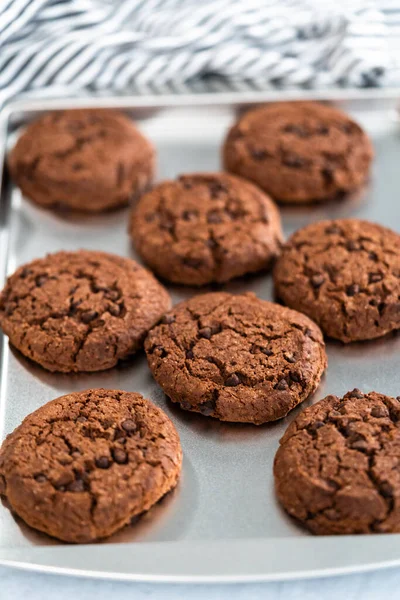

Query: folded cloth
[1,0,399,107]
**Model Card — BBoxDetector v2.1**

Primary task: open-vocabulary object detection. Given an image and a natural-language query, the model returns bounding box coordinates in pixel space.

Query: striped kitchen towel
[1,0,399,107]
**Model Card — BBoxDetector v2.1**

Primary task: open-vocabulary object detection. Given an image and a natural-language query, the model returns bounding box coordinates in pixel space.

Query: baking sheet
[0,95,400,581]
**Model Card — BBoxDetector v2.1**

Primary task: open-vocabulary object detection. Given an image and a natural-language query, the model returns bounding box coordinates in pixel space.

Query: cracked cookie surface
[0,250,170,372]
[145,292,327,424]
[274,219,400,342]
[0,388,182,542]
[223,102,373,203]
[130,173,283,286]
[8,109,154,212]
[274,389,400,535]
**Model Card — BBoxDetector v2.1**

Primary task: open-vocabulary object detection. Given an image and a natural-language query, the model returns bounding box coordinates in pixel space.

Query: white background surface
[2,565,400,599]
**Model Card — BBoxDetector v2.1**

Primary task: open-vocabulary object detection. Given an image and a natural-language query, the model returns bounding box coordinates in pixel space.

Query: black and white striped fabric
[1,0,400,107]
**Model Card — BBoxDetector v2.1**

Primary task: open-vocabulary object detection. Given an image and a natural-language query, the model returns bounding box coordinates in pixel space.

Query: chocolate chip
[92,282,108,293]
[309,420,324,433]
[348,389,364,399]
[112,448,128,464]
[206,238,218,249]
[317,125,329,135]
[310,274,325,288]
[108,304,121,317]
[161,314,175,325]
[181,180,193,190]
[199,327,212,339]
[207,211,222,224]
[199,400,215,416]
[77,416,87,423]
[283,153,305,168]
[95,456,111,469]
[283,124,309,138]
[105,289,120,301]
[183,257,203,269]
[208,181,226,198]
[322,167,334,184]
[275,379,289,391]
[81,310,98,323]
[35,275,48,287]
[182,210,197,221]
[346,240,359,251]
[305,328,314,338]
[346,284,360,297]
[121,419,137,433]
[225,373,240,387]
[186,349,194,359]
[371,406,388,418]
[180,400,192,410]
[250,344,258,354]
[251,149,267,161]
[261,347,273,356]
[325,224,342,234]
[284,352,296,363]
[290,371,300,382]
[369,272,383,284]
[350,439,369,451]
[380,482,393,498]
[34,474,47,483]
[66,479,85,492]
[160,216,174,232]
[340,123,353,134]
[369,251,378,262]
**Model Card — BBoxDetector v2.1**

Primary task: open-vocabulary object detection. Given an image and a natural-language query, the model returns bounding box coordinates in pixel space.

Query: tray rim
[1,92,400,583]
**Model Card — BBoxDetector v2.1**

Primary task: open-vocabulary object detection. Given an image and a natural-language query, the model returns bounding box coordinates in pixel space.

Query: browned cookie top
[8,109,155,212]
[274,219,400,343]
[145,292,327,424]
[0,389,182,543]
[274,389,400,535]
[130,173,283,286]
[0,250,170,372]
[223,102,373,203]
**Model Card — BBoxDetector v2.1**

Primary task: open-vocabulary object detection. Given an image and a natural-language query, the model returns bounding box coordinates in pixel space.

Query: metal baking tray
[1,90,400,583]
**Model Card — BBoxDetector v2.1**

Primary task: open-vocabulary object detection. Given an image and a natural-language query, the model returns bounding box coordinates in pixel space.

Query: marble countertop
[2,565,400,600]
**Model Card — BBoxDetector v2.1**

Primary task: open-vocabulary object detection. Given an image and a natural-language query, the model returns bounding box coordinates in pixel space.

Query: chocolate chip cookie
[274,389,400,535]
[0,389,182,542]
[145,292,327,424]
[274,219,400,343]
[223,102,373,203]
[0,250,170,372]
[130,173,283,286]
[8,109,155,212]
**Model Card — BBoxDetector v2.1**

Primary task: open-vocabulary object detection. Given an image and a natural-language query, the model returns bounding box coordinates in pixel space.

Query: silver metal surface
[0,95,400,582]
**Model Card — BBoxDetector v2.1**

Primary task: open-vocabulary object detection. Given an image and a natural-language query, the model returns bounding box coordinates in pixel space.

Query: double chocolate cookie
[130,173,283,286]
[9,109,154,212]
[274,219,400,343]
[274,389,400,535]
[0,389,182,542]
[223,102,373,203]
[145,292,327,424]
[0,250,170,372]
